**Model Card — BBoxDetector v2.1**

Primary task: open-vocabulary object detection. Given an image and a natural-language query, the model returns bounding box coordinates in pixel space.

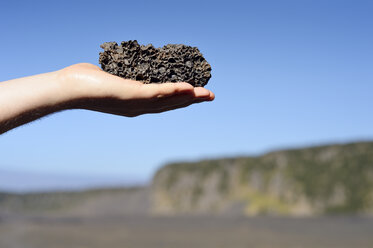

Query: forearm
[0,71,74,134]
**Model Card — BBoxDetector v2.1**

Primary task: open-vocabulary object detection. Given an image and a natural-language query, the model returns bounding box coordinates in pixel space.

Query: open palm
[61,63,215,117]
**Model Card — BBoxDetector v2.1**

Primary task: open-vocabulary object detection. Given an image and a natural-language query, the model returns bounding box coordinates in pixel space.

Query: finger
[152,92,213,111]
[88,94,212,117]
[95,93,196,116]
[149,86,214,110]
[193,87,210,98]
[140,82,194,98]
[193,87,215,101]
[208,91,215,101]
[152,93,196,110]
[146,97,211,114]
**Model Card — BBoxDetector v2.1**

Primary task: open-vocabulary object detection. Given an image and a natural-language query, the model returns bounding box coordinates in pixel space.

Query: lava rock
[99,40,212,87]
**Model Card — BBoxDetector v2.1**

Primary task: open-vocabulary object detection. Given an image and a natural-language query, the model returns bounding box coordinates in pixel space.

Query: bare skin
[0,63,215,134]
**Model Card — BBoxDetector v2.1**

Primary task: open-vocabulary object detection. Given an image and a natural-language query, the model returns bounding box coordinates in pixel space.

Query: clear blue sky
[1,0,372,191]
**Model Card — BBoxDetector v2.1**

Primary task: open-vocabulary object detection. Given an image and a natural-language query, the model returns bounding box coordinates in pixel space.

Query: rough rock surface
[99,40,211,87]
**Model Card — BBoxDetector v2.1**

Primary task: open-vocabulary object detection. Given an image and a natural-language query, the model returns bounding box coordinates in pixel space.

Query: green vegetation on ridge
[153,142,373,215]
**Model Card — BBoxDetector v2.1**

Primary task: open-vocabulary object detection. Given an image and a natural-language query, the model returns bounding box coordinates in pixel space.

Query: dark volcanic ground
[1,214,372,248]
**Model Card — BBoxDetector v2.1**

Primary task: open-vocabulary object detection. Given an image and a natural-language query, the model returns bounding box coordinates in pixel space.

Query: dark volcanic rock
[99,40,212,87]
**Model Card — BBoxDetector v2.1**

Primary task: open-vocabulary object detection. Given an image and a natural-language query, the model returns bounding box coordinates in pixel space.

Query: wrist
[56,63,108,110]
[43,70,75,110]
[55,65,91,110]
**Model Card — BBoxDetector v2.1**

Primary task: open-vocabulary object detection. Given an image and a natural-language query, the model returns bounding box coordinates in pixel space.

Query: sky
[0,0,372,191]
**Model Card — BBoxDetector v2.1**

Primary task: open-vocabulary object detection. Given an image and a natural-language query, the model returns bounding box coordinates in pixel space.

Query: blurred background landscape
[2,142,372,217]
[1,0,373,247]
[1,141,373,248]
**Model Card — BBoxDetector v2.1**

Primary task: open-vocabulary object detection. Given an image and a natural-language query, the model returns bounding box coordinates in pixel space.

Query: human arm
[0,63,214,134]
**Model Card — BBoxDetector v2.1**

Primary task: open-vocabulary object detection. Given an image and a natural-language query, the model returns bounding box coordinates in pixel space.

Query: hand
[60,63,215,117]
[0,63,214,134]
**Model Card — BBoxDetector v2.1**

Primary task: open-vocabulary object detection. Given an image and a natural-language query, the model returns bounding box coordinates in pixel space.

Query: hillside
[1,142,373,217]
[152,142,373,216]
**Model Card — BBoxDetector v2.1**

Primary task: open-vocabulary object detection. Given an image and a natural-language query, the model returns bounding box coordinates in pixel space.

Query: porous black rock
[99,40,212,87]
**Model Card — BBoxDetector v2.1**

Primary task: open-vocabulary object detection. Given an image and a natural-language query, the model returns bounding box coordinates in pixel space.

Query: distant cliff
[152,142,373,216]
[1,142,373,217]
